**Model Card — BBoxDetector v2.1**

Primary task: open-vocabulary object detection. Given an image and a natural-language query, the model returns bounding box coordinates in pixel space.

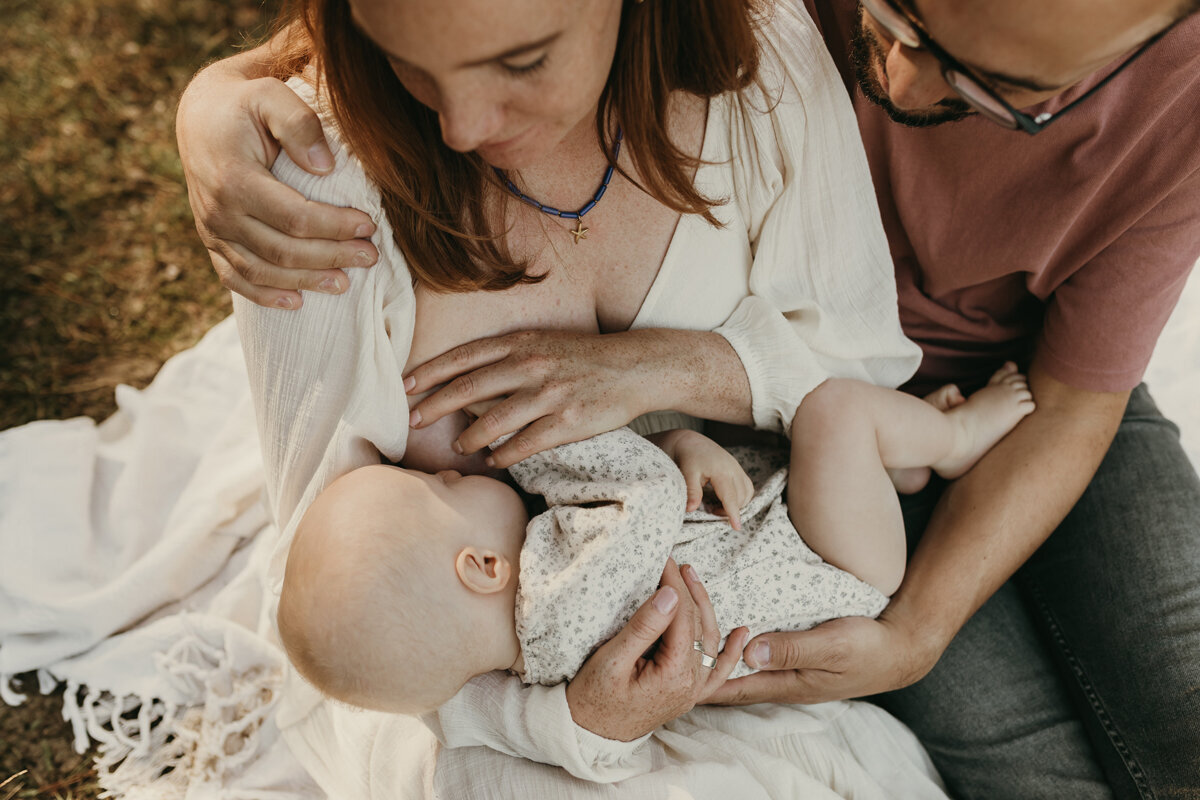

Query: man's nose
[437,82,504,153]
[883,40,956,110]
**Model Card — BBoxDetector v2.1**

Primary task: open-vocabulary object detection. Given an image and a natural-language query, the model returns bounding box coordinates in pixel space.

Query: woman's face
[349,0,624,169]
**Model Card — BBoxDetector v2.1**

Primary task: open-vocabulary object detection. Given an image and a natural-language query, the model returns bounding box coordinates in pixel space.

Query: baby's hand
[652,430,754,530]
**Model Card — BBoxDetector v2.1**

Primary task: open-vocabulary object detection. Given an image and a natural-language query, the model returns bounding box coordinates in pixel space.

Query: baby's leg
[788,366,1033,595]
[888,382,966,494]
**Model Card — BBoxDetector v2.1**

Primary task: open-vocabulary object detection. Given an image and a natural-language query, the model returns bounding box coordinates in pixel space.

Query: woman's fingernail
[683,564,701,582]
[354,222,375,238]
[485,456,495,468]
[409,409,422,427]
[274,296,294,309]
[403,375,416,392]
[452,440,463,455]
[654,587,679,614]
[353,250,374,267]
[308,145,333,171]
[318,276,341,293]
[747,641,770,668]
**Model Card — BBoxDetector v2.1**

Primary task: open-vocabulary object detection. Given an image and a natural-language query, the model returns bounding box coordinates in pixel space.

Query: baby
[278,365,1033,715]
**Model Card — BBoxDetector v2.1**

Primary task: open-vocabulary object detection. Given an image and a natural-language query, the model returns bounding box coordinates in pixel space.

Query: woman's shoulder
[271,73,412,303]
[274,73,382,217]
[719,0,875,239]
[746,0,844,109]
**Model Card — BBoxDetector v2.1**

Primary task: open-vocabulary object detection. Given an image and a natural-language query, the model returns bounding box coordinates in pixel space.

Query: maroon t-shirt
[807,0,1200,395]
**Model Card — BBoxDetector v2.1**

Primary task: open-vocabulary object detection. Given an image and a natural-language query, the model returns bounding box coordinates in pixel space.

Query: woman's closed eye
[501,54,548,77]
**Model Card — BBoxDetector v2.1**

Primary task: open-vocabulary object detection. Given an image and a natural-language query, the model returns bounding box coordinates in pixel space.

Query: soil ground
[1,0,280,794]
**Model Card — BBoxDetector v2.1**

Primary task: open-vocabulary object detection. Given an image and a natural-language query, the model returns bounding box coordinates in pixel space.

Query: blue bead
[492,125,622,224]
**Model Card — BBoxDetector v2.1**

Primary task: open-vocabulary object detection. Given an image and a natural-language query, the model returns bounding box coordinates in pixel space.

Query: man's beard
[849,6,972,128]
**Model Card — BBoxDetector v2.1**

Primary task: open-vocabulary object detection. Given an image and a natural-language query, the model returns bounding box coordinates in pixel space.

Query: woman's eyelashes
[501,55,548,77]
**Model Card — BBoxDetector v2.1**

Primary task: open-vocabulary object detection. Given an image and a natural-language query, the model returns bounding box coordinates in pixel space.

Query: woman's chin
[476,127,541,170]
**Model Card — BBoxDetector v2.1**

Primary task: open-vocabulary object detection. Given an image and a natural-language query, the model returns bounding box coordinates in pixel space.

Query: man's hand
[176,49,379,308]
[704,612,938,705]
[566,560,750,741]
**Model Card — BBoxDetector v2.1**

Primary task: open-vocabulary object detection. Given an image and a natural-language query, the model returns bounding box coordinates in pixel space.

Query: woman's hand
[176,50,379,308]
[404,329,753,468]
[565,559,750,742]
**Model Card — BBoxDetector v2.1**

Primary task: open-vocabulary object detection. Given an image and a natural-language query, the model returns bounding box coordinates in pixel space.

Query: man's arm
[176,30,378,308]
[708,356,1130,703]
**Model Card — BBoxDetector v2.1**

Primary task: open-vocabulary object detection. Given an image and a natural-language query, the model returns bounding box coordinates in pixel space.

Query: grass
[1,0,281,794]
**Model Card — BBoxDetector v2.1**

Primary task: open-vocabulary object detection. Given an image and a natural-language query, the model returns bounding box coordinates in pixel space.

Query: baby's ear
[455,547,513,594]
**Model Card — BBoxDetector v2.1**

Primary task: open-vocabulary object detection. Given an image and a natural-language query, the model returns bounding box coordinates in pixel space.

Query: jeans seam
[1025,581,1155,799]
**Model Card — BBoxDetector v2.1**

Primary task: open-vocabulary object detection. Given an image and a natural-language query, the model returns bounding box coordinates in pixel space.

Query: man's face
[851,0,1181,127]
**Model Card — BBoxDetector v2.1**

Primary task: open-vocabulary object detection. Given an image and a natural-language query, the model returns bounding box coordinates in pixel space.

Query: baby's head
[277,464,529,714]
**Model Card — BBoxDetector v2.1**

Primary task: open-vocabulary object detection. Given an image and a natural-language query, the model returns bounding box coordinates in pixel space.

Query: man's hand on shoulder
[176,46,379,308]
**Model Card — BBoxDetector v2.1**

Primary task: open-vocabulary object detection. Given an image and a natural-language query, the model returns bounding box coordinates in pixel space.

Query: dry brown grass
[1,0,281,794]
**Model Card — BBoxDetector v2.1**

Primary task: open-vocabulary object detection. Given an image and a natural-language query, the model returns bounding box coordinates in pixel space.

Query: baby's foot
[923,382,966,412]
[933,363,1035,480]
[887,382,968,493]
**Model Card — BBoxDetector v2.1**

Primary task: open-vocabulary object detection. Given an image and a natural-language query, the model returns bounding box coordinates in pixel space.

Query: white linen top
[234,0,924,791]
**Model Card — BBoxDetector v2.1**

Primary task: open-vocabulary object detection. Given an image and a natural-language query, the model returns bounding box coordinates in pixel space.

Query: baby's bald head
[278,464,526,714]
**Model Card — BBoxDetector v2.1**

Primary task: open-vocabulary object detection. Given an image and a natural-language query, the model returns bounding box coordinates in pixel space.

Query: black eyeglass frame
[862,0,1170,135]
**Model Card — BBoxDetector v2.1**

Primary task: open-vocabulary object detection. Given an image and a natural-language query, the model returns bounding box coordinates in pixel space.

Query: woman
[184,0,936,794]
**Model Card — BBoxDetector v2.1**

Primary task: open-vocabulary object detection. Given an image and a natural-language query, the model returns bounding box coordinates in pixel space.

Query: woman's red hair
[270,0,762,293]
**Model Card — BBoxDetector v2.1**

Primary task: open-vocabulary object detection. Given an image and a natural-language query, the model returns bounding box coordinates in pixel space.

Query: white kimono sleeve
[714,1,922,434]
[245,79,647,780]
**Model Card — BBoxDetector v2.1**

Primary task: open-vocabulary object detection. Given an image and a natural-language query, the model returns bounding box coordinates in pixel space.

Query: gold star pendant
[569,219,589,245]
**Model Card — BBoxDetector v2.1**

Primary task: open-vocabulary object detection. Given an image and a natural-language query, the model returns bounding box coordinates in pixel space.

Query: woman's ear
[455,546,513,594]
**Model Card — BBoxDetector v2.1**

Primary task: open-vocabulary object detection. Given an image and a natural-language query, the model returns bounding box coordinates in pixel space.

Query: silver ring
[693,640,717,669]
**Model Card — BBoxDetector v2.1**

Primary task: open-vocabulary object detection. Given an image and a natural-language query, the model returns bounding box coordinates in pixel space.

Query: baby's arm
[647,429,754,530]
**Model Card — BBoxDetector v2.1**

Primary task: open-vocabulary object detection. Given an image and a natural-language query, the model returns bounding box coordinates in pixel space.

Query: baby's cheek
[401,411,496,475]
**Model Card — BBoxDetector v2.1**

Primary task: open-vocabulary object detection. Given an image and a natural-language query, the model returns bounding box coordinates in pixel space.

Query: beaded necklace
[492,128,623,245]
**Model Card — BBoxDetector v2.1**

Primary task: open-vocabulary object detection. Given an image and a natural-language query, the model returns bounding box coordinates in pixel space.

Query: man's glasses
[859,0,1168,134]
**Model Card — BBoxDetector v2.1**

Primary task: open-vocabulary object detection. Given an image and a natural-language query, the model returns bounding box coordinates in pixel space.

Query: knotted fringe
[14,633,280,799]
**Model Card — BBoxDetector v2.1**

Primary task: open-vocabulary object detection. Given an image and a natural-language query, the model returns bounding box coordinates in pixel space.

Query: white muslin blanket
[1,265,1197,797]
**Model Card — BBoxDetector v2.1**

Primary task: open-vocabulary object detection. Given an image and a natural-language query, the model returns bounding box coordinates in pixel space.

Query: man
[176,0,1200,795]
[714,1,1200,797]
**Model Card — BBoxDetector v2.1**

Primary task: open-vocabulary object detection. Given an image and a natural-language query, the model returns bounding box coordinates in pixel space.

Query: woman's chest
[406,272,599,373]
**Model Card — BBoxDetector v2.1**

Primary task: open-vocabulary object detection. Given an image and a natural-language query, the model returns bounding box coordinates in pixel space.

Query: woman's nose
[883,40,956,110]
[437,82,504,153]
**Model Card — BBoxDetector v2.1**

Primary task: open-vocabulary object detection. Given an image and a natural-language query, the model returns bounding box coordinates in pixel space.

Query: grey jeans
[875,385,1200,800]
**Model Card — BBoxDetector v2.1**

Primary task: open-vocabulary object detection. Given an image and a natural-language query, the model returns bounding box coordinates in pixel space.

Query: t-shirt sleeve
[1036,164,1200,392]
[713,1,921,434]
